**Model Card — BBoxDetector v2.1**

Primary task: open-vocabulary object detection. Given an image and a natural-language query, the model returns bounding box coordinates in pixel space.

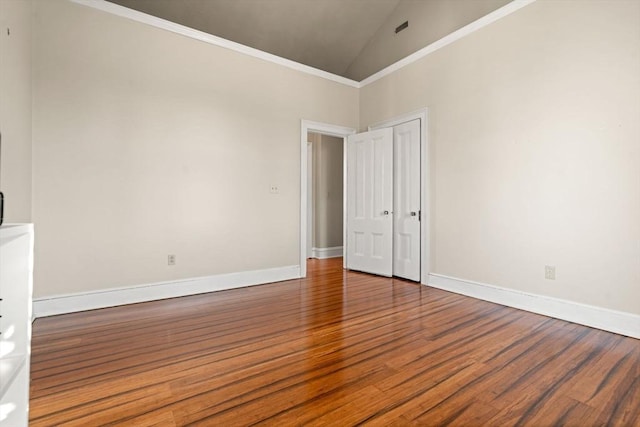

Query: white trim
[300,121,356,278]
[307,142,313,259]
[428,274,640,339]
[311,246,344,259]
[0,223,34,239]
[33,265,300,318]
[69,0,537,89]
[69,0,359,88]
[360,0,538,87]
[369,108,430,285]
[342,139,348,271]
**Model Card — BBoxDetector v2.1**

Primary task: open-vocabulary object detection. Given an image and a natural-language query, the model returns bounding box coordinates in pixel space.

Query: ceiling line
[360,0,537,87]
[69,0,360,88]
[70,0,537,89]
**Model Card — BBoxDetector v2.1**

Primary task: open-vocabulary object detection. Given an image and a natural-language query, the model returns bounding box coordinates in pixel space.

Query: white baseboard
[312,246,343,259]
[428,273,640,339]
[33,265,300,318]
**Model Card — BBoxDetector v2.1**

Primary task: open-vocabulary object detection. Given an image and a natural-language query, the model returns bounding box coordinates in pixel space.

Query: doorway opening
[307,132,345,261]
[299,120,356,278]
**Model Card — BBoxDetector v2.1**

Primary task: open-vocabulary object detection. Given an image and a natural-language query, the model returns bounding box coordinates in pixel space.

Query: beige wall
[21,0,640,318]
[310,133,343,249]
[360,0,640,314]
[31,0,358,298]
[345,0,510,81]
[0,0,32,223]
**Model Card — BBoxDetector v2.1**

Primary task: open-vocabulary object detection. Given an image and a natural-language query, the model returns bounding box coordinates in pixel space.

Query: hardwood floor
[30,258,639,426]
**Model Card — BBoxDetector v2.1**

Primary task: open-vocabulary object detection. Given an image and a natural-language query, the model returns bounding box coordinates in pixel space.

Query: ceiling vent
[395,21,409,34]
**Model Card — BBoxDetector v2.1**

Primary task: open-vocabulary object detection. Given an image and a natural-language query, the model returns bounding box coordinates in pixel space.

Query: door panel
[393,119,421,281]
[346,128,393,276]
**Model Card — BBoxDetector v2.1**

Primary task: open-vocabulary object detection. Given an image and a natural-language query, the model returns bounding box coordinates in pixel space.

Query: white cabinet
[0,224,34,426]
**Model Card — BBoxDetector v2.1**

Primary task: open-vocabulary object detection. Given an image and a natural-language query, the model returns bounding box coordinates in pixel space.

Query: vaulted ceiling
[107,0,510,80]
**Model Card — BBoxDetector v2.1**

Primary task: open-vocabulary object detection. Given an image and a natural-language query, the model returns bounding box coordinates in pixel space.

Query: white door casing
[346,128,393,277]
[307,142,313,258]
[393,119,421,281]
[300,120,355,278]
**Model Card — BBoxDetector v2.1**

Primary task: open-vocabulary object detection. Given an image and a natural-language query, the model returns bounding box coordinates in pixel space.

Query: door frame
[300,120,356,278]
[369,108,430,284]
[307,142,313,259]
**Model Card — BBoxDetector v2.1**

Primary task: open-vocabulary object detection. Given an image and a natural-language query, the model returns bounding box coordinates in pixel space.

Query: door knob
[410,211,417,216]
[383,210,389,215]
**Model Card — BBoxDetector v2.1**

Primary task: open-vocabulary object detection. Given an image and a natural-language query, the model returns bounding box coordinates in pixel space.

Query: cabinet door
[0,362,29,426]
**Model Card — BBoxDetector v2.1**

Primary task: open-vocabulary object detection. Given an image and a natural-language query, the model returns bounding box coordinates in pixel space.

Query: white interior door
[346,128,393,276]
[393,119,421,281]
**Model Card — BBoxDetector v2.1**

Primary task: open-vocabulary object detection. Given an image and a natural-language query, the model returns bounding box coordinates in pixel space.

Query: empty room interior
[0,0,638,425]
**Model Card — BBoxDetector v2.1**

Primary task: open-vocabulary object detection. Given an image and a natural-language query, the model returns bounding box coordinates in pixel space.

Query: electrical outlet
[168,254,176,266]
[545,265,555,280]
[270,184,279,194]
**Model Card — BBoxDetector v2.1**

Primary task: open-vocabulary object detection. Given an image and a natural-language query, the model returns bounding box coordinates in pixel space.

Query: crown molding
[69,0,360,88]
[70,0,537,89]
[360,0,538,87]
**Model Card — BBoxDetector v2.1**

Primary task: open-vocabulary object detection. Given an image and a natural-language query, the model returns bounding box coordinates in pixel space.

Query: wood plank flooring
[30,258,639,426]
